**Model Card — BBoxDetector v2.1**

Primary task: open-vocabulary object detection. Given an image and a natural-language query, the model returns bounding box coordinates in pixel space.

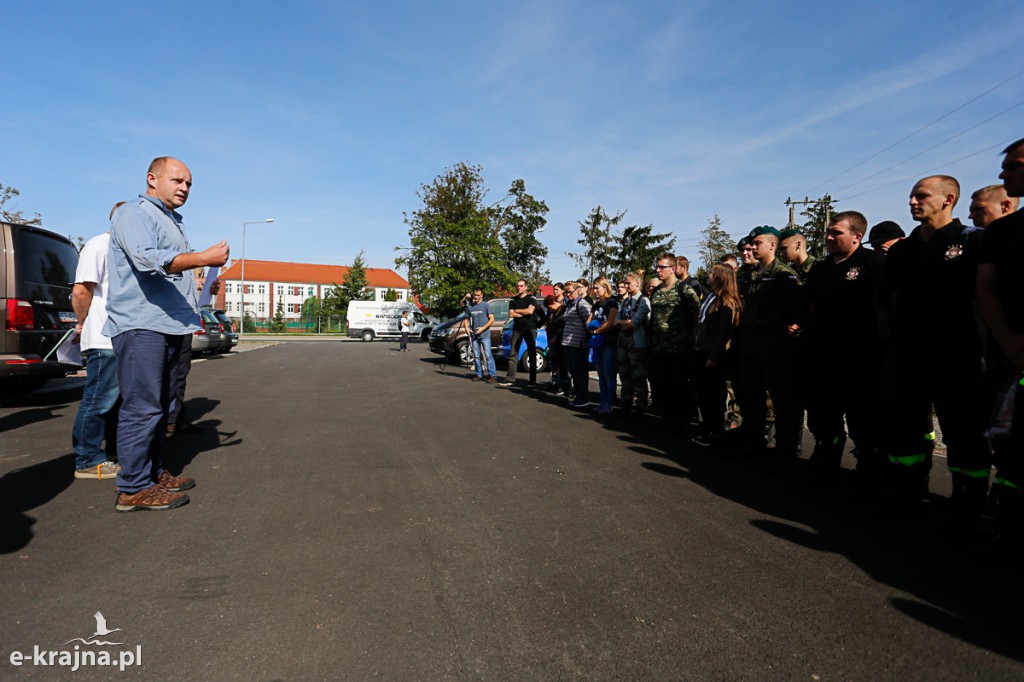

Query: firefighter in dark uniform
[977,136,1024,545]
[734,226,803,466]
[883,175,989,519]
[804,211,887,482]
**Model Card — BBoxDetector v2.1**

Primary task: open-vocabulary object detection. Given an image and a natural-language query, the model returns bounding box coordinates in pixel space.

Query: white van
[346,301,437,342]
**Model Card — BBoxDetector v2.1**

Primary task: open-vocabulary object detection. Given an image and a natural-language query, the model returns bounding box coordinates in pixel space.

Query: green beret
[748,225,781,239]
[736,236,751,249]
[779,227,804,240]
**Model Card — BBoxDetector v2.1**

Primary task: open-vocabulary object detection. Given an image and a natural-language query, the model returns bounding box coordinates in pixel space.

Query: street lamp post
[239,218,274,340]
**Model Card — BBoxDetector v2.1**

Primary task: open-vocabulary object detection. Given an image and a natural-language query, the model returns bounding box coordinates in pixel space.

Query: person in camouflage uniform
[734,226,804,465]
[779,228,816,283]
[649,252,701,421]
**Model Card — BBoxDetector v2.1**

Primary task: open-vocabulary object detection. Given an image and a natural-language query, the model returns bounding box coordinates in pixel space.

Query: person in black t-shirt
[499,279,539,387]
[977,136,1024,541]
[883,175,989,518]
[804,211,886,482]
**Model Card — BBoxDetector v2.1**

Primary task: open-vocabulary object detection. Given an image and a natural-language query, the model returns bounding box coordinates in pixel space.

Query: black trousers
[506,328,537,384]
[694,351,727,433]
[737,341,800,455]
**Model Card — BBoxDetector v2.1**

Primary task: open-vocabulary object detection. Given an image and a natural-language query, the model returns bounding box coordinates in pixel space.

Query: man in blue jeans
[462,288,497,382]
[104,157,230,512]
[71,210,124,480]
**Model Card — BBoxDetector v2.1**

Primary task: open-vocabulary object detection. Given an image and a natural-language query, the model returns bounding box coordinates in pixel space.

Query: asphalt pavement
[1,340,1021,681]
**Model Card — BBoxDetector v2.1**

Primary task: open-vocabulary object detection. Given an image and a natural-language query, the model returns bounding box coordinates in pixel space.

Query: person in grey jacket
[561,282,593,407]
[614,271,652,413]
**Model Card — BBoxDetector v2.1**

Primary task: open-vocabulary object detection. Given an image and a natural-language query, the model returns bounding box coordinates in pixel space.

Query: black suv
[1,222,81,391]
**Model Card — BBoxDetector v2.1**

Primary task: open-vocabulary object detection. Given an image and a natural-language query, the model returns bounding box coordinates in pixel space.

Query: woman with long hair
[587,276,620,414]
[693,264,743,445]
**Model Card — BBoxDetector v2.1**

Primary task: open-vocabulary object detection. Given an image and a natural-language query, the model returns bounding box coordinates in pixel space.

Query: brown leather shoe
[157,470,196,492]
[115,485,189,512]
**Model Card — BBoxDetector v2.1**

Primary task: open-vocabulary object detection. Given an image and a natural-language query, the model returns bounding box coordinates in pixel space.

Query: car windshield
[13,228,79,304]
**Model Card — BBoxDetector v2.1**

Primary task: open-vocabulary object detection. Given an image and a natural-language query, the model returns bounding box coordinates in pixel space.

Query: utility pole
[784,196,837,258]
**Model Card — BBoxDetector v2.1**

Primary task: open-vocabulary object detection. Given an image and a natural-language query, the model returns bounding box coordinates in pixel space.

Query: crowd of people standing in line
[473,137,1024,549]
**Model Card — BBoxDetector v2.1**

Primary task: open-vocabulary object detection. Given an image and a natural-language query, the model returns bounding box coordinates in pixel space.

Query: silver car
[191,309,224,353]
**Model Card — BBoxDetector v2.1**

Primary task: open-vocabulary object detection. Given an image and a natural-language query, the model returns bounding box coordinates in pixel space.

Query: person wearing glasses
[649,253,700,423]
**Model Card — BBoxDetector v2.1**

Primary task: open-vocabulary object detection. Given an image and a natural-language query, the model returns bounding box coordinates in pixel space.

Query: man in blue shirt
[104,157,229,512]
[461,288,497,382]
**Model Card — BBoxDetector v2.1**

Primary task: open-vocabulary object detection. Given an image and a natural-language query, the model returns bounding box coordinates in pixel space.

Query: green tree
[0,183,42,226]
[396,162,509,318]
[696,213,734,272]
[490,178,550,287]
[800,195,838,259]
[613,223,676,280]
[321,251,373,320]
[269,300,287,333]
[301,296,320,318]
[567,206,624,283]
[383,287,398,302]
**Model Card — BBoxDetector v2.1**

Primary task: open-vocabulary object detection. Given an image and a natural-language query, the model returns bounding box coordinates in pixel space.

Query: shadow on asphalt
[0,453,74,554]
[572,408,1024,664]
[164,398,241,474]
[0,405,69,433]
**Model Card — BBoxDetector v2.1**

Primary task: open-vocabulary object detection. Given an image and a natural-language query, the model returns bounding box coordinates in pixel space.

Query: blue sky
[4,0,1022,282]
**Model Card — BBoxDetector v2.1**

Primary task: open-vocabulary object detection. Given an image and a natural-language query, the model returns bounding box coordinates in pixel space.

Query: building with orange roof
[215,259,411,320]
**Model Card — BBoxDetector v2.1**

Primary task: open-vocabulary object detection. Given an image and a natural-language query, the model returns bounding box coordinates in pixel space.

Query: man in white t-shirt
[71,204,124,479]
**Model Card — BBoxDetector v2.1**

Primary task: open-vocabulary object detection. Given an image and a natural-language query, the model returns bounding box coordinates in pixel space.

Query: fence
[235,316,347,334]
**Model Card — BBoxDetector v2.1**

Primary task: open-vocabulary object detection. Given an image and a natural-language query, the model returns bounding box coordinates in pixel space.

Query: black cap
[868,221,905,248]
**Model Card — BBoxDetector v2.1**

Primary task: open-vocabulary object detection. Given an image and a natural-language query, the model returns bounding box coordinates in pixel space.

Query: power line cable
[805,68,1024,194]
[834,98,1024,193]
[836,139,1010,202]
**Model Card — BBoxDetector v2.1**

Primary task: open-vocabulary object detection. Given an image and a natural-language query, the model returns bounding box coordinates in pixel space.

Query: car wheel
[456,340,472,366]
[361,329,375,342]
[520,349,547,373]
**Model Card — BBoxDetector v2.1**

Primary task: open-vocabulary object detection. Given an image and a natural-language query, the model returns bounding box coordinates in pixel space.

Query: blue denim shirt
[103,194,201,336]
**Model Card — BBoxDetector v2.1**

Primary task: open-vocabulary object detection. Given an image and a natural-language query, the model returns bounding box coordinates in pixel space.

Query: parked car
[191,309,224,354]
[346,301,437,342]
[207,308,237,352]
[497,318,549,373]
[427,297,510,366]
[0,221,81,392]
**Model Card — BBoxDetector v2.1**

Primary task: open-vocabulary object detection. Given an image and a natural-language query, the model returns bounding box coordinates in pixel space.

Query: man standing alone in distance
[104,157,229,512]
[399,311,411,352]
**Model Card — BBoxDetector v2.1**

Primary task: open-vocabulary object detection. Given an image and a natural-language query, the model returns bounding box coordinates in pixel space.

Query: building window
[258,302,266,313]
[258,285,266,294]
[225,283,233,293]
[244,284,253,294]
[396,291,404,301]
[288,303,300,314]
[277,286,284,297]
[307,286,314,297]
[291,286,303,296]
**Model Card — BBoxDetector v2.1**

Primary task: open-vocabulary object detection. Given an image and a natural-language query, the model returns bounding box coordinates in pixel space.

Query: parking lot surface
[1,341,1020,680]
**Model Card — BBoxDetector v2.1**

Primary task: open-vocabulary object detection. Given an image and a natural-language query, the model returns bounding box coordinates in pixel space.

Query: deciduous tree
[696,214,734,272]
[398,163,541,318]
[0,184,42,226]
